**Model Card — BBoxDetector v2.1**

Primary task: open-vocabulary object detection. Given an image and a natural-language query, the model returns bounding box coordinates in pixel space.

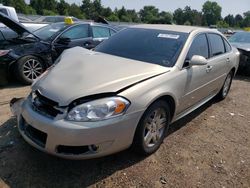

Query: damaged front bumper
[12,97,142,160]
[238,49,250,75]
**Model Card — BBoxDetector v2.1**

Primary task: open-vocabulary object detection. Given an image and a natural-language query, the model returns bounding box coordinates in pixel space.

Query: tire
[217,71,233,100]
[15,56,45,85]
[132,100,170,155]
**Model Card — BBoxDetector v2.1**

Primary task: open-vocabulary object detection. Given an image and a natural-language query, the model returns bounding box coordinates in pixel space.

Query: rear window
[224,39,232,52]
[95,28,188,67]
[208,33,225,57]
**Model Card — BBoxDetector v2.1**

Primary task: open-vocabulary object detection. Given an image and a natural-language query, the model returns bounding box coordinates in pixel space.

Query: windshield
[95,28,188,67]
[33,22,67,41]
[229,32,250,43]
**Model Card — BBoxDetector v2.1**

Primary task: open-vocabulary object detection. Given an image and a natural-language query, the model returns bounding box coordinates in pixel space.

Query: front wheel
[132,100,170,155]
[217,71,233,100]
[15,56,45,84]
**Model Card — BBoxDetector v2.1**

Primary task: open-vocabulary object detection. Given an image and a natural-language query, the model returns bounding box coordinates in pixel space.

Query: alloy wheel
[143,108,167,148]
[23,59,43,81]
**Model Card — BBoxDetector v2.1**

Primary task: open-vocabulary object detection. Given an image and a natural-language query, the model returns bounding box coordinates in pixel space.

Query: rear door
[206,33,231,92]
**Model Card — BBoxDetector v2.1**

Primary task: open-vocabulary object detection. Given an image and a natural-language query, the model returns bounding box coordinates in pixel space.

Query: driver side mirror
[189,55,208,66]
[56,37,71,44]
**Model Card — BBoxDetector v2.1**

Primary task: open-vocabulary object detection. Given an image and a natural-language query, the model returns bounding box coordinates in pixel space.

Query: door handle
[206,65,213,73]
[83,41,91,47]
[226,58,230,63]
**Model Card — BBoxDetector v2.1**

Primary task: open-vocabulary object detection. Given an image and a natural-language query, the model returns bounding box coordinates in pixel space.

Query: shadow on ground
[0,97,215,187]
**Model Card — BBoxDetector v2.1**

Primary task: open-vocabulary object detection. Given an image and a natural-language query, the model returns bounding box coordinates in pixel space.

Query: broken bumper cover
[17,99,143,159]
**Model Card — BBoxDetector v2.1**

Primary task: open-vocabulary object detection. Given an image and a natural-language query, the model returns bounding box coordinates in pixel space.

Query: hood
[33,47,170,106]
[0,13,34,36]
[231,42,250,52]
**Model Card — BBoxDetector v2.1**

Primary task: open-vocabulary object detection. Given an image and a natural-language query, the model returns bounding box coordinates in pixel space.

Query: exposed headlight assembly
[66,97,130,122]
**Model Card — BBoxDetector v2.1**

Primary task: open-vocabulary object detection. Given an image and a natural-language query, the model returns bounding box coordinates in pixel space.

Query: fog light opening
[88,145,99,152]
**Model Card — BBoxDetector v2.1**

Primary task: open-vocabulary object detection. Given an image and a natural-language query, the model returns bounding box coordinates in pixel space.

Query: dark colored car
[0,13,118,85]
[229,31,250,75]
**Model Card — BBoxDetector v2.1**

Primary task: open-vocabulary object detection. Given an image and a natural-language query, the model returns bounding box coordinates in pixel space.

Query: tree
[127,9,140,23]
[69,3,85,19]
[235,14,243,27]
[107,13,119,21]
[173,8,184,25]
[242,11,250,27]
[30,0,57,15]
[139,6,159,23]
[192,10,202,26]
[202,1,222,26]
[224,14,235,27]
[216,20,229,28]
[173,7,202,26]
[155,11,172,24]
[57,0,70,16]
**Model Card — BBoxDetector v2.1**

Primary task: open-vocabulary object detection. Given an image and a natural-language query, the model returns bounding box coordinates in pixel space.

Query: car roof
[50,21,118,30]
[132,24,213,34]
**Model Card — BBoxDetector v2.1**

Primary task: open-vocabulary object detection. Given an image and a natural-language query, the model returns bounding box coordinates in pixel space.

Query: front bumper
[17,99,143,160]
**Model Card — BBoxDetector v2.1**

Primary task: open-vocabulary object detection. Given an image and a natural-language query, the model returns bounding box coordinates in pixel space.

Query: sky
[65,0,250,17]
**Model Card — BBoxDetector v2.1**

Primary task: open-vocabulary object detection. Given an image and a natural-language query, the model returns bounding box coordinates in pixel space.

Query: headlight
[0,50,10,57]
[66,97,130,122]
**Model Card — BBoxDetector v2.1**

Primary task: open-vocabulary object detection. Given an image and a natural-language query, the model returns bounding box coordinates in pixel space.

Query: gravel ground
[0,76,250,188]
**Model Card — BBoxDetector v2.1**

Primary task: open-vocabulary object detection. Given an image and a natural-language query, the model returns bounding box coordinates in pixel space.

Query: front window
[186,34,209,60]
[60,24,89,40]
[33,23,67,41]
[95,28,188,67]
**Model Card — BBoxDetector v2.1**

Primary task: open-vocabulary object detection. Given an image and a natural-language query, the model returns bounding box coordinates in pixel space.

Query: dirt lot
[0,76,250,188]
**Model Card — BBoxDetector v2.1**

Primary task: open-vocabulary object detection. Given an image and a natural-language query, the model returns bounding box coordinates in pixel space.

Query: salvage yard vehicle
[0,13,118,85]
[16,24,239,160]
[229,31,250,75]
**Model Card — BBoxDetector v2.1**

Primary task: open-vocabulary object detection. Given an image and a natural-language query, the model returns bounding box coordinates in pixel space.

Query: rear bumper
[18,99,143,160]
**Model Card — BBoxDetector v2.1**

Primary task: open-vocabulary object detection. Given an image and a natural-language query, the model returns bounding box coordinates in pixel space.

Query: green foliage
[242,11,250,27]
[69,3,85,19]
[107,13,119,22]
[202,1,222,26]
[139,6,159,23]
[173,7,202,26]
[42,9,57,16]
[216,20,229,28]
[0,0,249,28]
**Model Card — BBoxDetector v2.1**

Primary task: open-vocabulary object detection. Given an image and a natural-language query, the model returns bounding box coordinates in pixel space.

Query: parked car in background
[229,31,250,75]
[35,16,79,23]
[0,13,118,85]
[0,5,47,31]
[16,25,239,159]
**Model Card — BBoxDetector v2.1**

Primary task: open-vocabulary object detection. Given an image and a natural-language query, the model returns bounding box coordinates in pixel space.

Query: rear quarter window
[208,33,225,57]
[224,39,232,52]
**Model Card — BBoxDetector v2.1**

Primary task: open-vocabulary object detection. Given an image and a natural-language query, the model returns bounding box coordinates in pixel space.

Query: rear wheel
[132,100,170,155]
[15,56,45,84]
[217,71,233,100]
